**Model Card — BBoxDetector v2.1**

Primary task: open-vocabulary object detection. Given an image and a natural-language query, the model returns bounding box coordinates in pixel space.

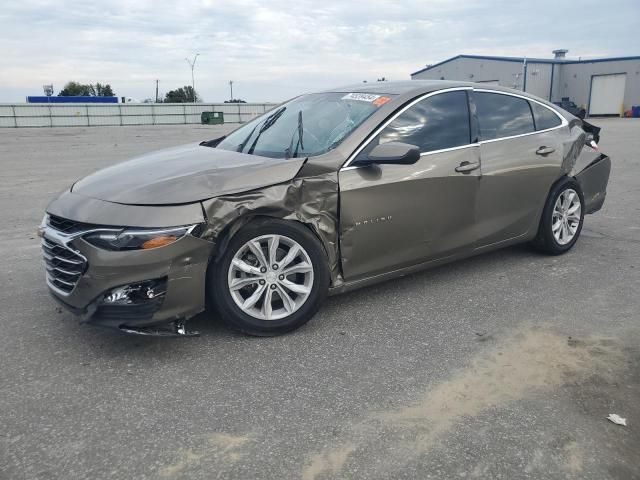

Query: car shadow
[57,241,573,359]
[197,242,551,336]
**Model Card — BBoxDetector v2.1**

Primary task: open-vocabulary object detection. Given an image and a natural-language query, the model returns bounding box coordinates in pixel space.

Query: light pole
[229,80,234,101]
[185,53,200,102]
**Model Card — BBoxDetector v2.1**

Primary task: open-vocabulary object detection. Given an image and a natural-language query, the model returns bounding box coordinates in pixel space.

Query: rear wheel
[209,220,330,336]
[532,178,584,255]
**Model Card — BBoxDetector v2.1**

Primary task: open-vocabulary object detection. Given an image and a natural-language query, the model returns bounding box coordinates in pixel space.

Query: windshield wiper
[235,124,259,153]
[285,110,304,159]
[245,106,287,155]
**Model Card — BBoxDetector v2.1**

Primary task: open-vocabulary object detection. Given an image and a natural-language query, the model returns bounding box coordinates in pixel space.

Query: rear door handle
[455,161,480,173]
[536,146,555,156]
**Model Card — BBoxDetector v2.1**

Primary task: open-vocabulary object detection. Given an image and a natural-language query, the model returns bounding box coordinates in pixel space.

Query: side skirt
[329,235,528,296]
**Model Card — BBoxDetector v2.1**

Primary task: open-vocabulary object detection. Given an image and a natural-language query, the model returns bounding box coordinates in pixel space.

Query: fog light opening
[104,287,130,304]
[102,278,167,305]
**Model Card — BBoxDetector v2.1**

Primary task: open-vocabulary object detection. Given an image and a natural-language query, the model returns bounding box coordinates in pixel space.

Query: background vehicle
[553,97,586,119]
[41,81,611,336]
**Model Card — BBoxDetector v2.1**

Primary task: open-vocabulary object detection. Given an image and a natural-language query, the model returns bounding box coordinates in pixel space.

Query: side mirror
[360,142,421,166]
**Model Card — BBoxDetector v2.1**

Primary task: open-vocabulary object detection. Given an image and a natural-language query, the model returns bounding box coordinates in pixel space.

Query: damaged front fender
[201,172,343,286]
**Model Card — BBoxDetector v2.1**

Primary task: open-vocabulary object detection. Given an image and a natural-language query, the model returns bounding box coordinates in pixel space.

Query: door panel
[339,146,480,281]
[475,129,563,247]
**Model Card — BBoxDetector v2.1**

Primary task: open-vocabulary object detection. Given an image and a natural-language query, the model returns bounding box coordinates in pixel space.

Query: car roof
[323,80,559,103]
[319,80,568,122]
[323,80,475,95]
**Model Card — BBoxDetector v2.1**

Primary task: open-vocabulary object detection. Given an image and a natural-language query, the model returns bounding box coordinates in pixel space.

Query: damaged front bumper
[43,232,213,332]
[41,193,215,334]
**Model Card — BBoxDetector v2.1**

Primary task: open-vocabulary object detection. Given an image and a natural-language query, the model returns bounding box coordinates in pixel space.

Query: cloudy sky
[1,0,639,102]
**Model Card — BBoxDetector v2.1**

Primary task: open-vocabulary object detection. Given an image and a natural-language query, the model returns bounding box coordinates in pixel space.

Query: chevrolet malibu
[40,81,611,336]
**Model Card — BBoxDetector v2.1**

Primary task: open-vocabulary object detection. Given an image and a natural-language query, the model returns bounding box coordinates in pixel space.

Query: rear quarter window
[475,92,535,140]
[530,102,562,130]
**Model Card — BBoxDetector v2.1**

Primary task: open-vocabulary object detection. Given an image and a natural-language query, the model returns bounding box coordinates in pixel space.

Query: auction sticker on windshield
[342,93,382,102]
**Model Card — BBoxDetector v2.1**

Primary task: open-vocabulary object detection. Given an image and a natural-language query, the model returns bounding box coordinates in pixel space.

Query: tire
[532,177,585,255]
[209,219,330,336]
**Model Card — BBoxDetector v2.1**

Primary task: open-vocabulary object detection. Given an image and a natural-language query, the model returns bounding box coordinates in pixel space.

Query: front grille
[47,214,94,234]
[42,237,87,294]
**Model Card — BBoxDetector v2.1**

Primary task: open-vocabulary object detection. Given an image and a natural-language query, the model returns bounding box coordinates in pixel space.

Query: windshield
[216,92,394,159]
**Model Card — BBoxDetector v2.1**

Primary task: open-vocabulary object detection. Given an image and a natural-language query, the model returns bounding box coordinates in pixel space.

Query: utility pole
[155,79,159,103]
[185,53,200,102]
[229,80,234,101]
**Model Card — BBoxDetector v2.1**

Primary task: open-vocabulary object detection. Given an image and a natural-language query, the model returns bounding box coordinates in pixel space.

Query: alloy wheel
[552,188,581,245]
[227,234,315,320]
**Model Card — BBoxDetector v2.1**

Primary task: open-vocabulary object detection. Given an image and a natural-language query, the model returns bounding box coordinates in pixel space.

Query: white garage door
[589,73,626,116]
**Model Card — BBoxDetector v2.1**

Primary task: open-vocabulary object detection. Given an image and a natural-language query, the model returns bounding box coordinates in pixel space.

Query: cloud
[0,0,638,102]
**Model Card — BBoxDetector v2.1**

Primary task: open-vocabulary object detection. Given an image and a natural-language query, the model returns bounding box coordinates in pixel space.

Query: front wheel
[532,178,585,255]
[209,219,330,336]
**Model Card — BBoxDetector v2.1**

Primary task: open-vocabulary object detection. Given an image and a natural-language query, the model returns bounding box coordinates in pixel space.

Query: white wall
[413,58,530,91]
[413,56,640,110]
[523,63,553,100]
[412,58,554,100]
[0,103,276,128]
[557,59,640,113]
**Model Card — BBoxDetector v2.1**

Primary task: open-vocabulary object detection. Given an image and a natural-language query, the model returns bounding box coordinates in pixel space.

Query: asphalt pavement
[0,120,638,480]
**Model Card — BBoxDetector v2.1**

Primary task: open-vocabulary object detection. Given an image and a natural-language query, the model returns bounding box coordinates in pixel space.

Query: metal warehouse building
[411,50,640,117]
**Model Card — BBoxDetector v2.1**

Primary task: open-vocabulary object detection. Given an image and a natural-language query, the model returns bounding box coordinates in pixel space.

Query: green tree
[164,86,200,103]
[58,81,115,97]
[58,81,92,96]
[95,83,114,96]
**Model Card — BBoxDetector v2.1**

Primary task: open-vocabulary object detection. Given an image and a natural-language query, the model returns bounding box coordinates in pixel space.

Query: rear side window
[378,90,471,153]
[530,102,562,130]
[475,92,534,140]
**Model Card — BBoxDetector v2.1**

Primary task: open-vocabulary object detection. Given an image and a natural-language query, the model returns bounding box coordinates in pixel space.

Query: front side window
[475,92,534,140]
[378,90,471,153]
[216,92,394,159]
[530,102,562,131]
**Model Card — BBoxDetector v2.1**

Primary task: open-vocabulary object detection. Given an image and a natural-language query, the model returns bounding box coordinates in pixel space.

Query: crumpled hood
[71,143,306,205]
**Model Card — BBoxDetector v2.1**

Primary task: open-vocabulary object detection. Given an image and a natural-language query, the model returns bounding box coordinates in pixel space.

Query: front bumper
[44,232,214,329]
[49,277,167,328]
[41,195,215,331]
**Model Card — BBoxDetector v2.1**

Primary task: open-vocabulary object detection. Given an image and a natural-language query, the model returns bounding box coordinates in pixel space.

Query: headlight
[83,224,202,251]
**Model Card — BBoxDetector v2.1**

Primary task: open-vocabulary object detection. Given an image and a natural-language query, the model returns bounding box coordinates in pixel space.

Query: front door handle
[455,161,480,173]
[536,146,556,156]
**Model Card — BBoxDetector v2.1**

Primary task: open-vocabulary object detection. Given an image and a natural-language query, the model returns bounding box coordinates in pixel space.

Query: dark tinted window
[530,102,562,130]
[475,92,534,140]
[379,91,470,153]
